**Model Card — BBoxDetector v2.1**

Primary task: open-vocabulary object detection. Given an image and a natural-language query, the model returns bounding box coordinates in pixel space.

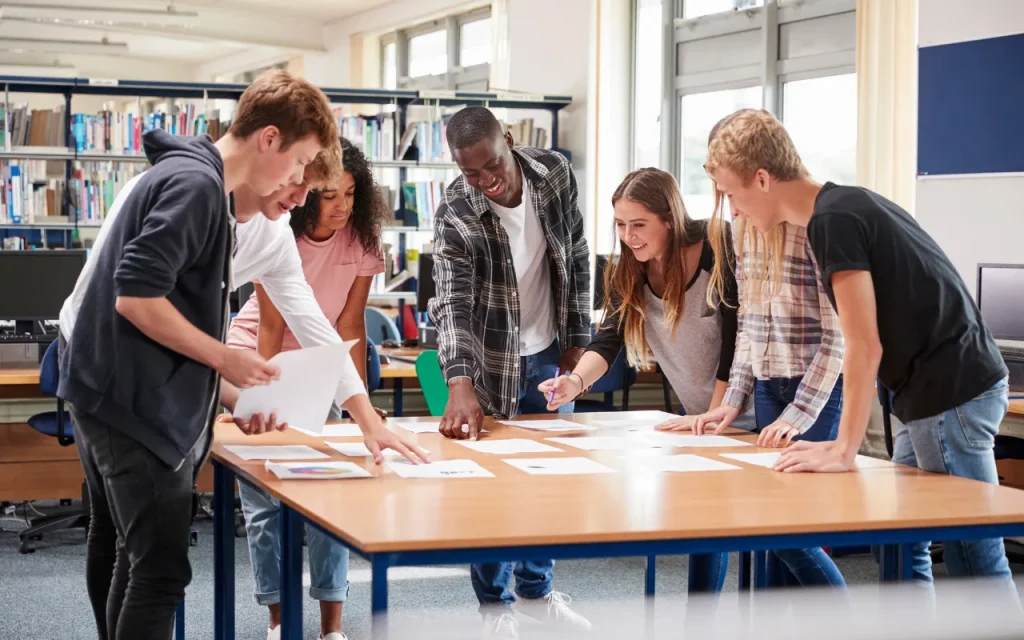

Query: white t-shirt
[488,175,557,356]
[59,173,367,408]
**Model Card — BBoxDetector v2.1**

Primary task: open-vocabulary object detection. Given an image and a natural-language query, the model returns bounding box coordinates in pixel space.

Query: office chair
[365,307,401,345]
[414,350,448,417]
[366,338,382,393]
[573,346,637,412]
[19,339,88,553]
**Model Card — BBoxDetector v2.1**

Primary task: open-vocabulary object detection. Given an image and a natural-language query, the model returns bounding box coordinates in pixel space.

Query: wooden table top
[0,367,39,386]
[210,411,1024,554]
[1010,399,1024,418]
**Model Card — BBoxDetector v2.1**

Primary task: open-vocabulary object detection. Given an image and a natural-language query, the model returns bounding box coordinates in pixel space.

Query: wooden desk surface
[378,348,422,379]
[0,367,39,386]
[211,411,1024,554]
[1010,399,1024,418]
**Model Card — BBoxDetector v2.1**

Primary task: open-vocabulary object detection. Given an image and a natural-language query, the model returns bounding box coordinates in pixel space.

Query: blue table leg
[879,543,900,582]
[753,551,769,589]
[394,378,403,417]
[176,599,185,640]
[900,543,914,581]
[644,555,656,596]
[281,504,304,640]
[214,462,236,640]
[371,556,389,640]
[738,551,752,591]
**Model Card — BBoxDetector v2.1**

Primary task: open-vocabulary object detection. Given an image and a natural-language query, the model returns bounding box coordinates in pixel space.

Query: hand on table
[773,440,854,473]
[363,419,430,465]
[657,405,739,435]
[757,420,800,448]
[215,411,287,435]
[654,415,696,432]
[538,374,581,411]
[439,378,484,440]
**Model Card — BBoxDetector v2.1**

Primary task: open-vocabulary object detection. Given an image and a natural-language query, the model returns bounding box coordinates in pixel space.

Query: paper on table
[224,445,329,461]
[503,457,616,475]
[545,436,669,451]
[642,433,752,448]
[721,452,892,469]
[291,423,364,438]
[327,441,426,459]
[455,438,563,455]
[389,459,494,479]
[233,340,359,435]
[391,419,441,434]
[593,411,680,430]
[500,419,595,432]
[264,460,372,480]
[633,454,742,473]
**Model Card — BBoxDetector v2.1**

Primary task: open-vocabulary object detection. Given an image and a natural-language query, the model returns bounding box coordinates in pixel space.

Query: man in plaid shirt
[427,107,592,639]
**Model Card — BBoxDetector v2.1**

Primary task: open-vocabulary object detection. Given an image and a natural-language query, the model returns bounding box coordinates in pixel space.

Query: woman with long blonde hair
[540,167,752,592]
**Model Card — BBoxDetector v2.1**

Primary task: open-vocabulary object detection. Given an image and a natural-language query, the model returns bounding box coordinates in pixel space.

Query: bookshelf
[0,75,572,327]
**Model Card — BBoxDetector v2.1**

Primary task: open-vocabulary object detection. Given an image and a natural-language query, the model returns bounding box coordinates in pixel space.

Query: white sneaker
[514,591,592,632]
[321,633,348,640]
[267,626,280,640]
[482,611,519,640]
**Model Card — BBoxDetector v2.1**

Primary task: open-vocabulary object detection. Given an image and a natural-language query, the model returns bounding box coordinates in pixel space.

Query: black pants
[69,382,206,640]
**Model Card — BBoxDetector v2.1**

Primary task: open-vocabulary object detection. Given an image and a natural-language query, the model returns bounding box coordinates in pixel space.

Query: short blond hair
[302,141,344,189]
[704,108,807,183]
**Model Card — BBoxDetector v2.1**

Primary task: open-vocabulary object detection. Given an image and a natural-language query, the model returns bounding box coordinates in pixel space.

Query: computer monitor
[977,263,1024,341]
[417,252,436,311]
[0,250,87,324]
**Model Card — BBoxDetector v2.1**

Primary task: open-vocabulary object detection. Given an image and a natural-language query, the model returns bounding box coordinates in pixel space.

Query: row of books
[0,160,144,224]
[1,105,67,149]
[401,181,447,228]
[336,112,396,162]
[72,107,227,154]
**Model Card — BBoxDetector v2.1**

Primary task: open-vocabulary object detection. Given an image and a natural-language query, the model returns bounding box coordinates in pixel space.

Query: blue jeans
[891,377,1013,585]
[471,340,571,608]
[238,406,349,606]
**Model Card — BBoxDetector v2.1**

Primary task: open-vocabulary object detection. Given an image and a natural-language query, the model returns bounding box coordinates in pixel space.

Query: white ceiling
[0,0,395,76]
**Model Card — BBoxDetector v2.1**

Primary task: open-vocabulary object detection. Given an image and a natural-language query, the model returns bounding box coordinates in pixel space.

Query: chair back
[589,347,637,394]
[365,307,401,345]
[365,338,382,393]
[415,350,449,416]
[39,339,60,397]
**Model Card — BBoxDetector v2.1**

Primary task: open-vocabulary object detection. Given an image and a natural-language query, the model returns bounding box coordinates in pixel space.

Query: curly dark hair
[288,137,391,257]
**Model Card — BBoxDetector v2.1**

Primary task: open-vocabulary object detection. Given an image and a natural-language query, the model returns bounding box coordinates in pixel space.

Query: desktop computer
[416,253,437,347]
[977,263,1024,393]
[0,250,87,342]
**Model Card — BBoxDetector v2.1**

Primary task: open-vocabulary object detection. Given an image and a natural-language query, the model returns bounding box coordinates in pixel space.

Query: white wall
[915,0,1024,296]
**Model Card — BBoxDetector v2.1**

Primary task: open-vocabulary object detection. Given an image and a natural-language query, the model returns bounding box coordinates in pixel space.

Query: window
[632,0,663,169]
[782,73,857,185]
[408,29,447,78]
[382,41,397,90]
[460,17,492,67]
[683,0,763,20]
[679,86,761,218]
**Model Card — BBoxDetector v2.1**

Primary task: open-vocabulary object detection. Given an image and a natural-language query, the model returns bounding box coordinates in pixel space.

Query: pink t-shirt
[227,228,385,352]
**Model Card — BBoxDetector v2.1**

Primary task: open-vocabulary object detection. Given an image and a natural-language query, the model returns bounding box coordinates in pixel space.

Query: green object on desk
[414,350,448,417]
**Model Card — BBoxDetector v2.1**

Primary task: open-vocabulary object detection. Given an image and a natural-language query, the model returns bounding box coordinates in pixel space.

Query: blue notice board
[918,32,1024,176]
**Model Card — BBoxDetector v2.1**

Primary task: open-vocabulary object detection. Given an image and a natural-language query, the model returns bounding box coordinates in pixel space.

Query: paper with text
[634,454,742,473]
[291,423,364,438]
[224,445,329,461]
[642,433,752,448]
[500,419,595,432]
[264,460,372,480]
[389,459,495,479]
[503,457,617,475]
[545,436,669,451]
[233,340,358,435]
[455,438,563,455]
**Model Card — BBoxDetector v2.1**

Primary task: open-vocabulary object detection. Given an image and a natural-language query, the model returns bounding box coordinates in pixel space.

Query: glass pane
[782,73,857,186]
[460,17,492,67]
[633,0,662,169]
[683,0,763,19]
[679,86,761,219]
[382,42,397,90]
[408,30,448,78]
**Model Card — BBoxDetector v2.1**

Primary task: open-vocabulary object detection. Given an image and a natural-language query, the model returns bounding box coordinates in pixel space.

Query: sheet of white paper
[389,459,494,479]
[264,460,371,480]
[545,436,669,451]
[642,433,752,448]
[224,445,329,461]
[593,411,680,430]
[233,340,358,435]
[326,442,424,459]
[455,439,563,455]
[500,419,595,432]
[291,423,364,438]
[504,457,616,475]
[391,420,441,434]
[721,452,891,469]
[635,454,742,473]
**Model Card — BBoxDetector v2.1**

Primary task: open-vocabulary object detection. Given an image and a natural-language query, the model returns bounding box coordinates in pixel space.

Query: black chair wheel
[189,530,199,547]
[19,541,35,554]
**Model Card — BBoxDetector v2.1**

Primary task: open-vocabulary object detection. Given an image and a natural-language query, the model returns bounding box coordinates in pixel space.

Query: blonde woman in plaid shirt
[657,113,847,589]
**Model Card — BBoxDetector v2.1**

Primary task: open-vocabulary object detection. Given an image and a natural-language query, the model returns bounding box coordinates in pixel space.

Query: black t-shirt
[806,182,1007,423]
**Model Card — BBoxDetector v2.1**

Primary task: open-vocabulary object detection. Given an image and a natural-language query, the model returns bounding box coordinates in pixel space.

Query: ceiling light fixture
[0,37,129,55]
[0,4,200,29]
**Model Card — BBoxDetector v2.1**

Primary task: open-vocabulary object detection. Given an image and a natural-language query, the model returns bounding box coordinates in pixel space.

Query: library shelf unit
[0,75,572,329]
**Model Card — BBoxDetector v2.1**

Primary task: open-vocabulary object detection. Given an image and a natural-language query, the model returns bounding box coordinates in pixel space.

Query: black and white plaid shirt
[428,146,591,418]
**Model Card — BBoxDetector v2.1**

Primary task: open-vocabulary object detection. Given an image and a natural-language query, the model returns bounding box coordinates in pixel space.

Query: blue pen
[548,370,568,404]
